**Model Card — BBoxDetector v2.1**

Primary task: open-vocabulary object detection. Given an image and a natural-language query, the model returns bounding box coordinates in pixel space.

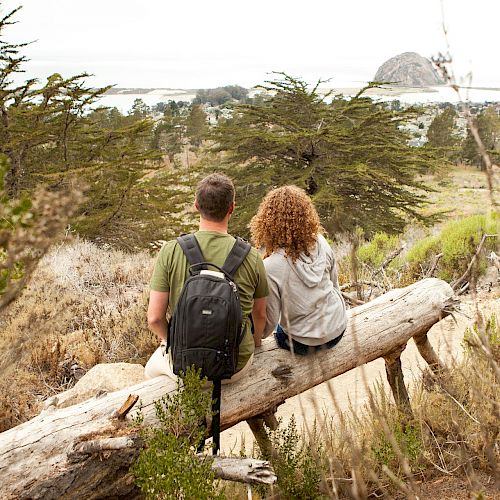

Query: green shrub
[438,213,498,281]
[265,416,326,500]
[404,213,498,282]
[357,232,401,268]
[371,422,423,473]
[132,368,224,500]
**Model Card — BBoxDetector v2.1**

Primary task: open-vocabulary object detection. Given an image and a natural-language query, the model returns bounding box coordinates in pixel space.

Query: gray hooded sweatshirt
[263,234,347,346]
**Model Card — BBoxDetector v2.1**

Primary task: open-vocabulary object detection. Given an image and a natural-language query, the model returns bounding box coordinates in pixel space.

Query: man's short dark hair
[195,173,235,222]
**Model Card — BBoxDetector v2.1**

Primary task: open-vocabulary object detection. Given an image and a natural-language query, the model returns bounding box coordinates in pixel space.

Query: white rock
[45,363,145,409]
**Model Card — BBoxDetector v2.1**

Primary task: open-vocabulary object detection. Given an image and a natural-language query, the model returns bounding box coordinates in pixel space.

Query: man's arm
[147,291,169,342]
[251,297,267,347]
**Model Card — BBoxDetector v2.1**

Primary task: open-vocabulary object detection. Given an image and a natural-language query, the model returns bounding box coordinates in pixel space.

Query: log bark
[383,345,413,418]
[0,278,454,499]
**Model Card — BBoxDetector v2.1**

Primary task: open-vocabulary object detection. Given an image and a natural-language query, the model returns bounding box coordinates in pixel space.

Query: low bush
[132,368,224,500]
[405,212,498,282]
[357,232,401,269]
[265,416,326,499]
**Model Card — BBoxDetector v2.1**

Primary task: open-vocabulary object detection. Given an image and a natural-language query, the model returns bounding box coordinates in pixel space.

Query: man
[145,173,268,382]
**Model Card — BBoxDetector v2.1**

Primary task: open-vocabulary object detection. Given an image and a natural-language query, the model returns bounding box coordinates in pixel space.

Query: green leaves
[132,368,225,500]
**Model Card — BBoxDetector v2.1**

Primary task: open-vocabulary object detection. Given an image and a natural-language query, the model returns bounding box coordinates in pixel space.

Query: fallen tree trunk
[0,278,454,499]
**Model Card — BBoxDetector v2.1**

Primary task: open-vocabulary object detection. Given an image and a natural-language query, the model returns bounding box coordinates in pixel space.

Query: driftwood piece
[0,278,454,499]
[209,457,276,485]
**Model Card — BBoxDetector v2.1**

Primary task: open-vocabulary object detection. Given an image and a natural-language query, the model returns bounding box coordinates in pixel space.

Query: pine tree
[150,109,184,163]
[461,106,500,169]
[426,106,460,159]
[185,104,207,147]
[210,73,438,236]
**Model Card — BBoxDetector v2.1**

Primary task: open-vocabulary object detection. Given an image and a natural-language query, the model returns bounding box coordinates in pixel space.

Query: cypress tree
[0,7,160,243]
[210,73,438,236]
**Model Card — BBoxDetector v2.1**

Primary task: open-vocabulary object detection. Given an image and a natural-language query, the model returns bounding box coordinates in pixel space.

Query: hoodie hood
[286,235,329,287]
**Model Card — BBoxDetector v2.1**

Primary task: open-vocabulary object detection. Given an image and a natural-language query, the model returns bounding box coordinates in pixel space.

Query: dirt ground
[408,471,499,500]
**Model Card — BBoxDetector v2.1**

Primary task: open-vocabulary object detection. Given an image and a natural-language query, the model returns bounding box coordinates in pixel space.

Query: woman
[250,185,347,354]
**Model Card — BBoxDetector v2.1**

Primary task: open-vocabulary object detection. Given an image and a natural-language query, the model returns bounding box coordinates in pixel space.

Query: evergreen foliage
[186,104,208,147]
[210,73,438,237]
[461,106,500,168]
[0,7,159,242]
[426,106,461,159]
[150,111,184,163]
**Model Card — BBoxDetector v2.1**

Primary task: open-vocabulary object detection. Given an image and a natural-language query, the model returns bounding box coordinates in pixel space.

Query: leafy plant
[132,367,225,500]
[263,416,326,500]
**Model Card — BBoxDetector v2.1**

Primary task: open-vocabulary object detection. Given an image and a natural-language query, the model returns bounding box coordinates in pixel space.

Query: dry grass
[320,344,499,498]
[0,238,156,431]
[422,164,496,220]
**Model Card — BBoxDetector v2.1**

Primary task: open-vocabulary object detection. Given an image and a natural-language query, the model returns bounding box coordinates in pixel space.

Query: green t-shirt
[150,230,269,371]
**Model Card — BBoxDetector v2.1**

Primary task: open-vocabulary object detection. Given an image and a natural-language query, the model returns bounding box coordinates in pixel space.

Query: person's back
[146,173,268,380]
[250,185,347,354]
[264,233,346,346]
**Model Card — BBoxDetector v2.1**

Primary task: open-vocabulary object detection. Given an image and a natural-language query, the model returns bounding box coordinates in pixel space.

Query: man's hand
[160,340,167,356]
[147,291,170,342]
[252,297,267,347]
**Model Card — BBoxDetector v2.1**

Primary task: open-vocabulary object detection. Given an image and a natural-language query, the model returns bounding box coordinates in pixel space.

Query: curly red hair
[250,185,322,261]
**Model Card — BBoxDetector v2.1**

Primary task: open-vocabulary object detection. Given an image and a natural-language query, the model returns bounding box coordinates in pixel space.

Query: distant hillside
[374,52,445,87]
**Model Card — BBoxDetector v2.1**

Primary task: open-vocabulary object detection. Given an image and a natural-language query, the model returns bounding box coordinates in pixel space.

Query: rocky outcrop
[44,362,145,409]
[374,52,444,87]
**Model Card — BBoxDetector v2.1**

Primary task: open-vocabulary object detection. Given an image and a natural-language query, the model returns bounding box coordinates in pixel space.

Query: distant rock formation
[374,52,444,87]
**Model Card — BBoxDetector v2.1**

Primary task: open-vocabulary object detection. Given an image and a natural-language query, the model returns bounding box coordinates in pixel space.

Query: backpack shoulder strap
[222,237,251,279]
[176,234,207,270]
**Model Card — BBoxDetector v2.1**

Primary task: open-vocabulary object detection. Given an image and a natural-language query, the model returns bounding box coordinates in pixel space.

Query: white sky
[1,0,499,89]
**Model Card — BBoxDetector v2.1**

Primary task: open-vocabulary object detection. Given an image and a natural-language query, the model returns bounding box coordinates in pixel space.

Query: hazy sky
[2,0,499,89]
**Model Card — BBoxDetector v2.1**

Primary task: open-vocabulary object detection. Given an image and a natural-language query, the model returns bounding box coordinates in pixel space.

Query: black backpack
[169,233,251,453]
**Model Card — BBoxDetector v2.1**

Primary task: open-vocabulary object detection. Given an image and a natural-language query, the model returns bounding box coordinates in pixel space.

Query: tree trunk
[0,278,454,499]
